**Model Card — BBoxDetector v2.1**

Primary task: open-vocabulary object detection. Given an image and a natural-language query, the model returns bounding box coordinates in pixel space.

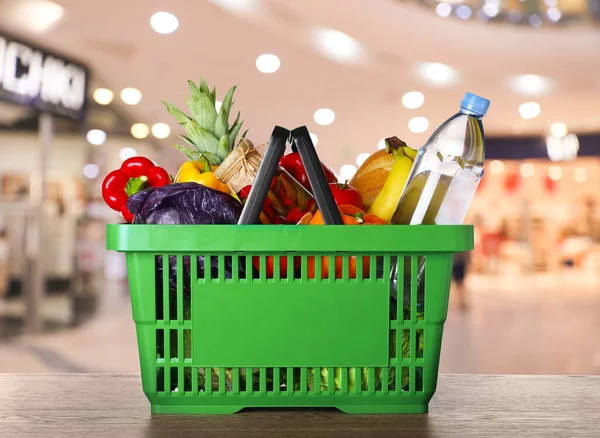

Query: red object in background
[503,172,520,194]
[476,173,486,192]
[544,175,557,194]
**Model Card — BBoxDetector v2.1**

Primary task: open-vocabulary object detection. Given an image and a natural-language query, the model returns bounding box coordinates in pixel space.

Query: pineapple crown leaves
[162,76,245,165]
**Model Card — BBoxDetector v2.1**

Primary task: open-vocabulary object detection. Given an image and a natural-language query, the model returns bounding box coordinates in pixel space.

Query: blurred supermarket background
[0,0,599,375]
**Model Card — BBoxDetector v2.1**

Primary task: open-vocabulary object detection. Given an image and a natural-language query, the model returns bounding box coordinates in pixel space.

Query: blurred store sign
[0,33,88,120]
[546,133,580,162]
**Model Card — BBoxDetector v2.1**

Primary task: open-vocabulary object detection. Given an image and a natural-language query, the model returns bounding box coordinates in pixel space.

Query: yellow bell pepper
[175,158,231,195]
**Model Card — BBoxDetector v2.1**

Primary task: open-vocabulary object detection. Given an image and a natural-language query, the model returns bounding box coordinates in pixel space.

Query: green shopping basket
[105,126,473,414]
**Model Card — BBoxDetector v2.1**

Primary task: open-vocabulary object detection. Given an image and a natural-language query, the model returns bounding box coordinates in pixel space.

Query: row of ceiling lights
[488,160,587,183]
[435,0,563,26]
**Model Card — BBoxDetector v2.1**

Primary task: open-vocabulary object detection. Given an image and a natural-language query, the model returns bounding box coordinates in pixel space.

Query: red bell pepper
[101,156,171,223]
[278,152,338,193]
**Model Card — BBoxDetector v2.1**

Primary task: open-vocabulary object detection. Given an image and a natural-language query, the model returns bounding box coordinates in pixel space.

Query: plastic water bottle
[390,92,489,225]
[389,92,489,305]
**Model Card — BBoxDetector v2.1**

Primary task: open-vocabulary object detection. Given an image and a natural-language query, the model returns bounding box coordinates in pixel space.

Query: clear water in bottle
[391,92,489,225]
[389,92,489,303]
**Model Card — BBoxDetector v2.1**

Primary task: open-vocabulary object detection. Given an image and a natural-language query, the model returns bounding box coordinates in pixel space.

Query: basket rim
[106,224,474,253]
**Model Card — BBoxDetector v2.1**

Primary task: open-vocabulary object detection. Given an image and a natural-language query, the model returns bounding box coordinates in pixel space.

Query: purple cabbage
[127,182,242,225]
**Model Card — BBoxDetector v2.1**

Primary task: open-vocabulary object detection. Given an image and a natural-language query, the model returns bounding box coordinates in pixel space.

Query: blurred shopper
[452,250,471,311]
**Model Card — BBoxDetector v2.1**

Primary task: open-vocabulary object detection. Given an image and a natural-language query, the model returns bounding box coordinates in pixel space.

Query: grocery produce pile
[102,77,424,393]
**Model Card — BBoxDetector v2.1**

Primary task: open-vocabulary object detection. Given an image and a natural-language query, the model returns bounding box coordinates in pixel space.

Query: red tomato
[252,256,300,279]
[329,182,364,210]
[120,156,155,178]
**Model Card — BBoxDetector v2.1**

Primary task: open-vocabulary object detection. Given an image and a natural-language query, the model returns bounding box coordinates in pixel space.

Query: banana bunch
[366,137,417,223]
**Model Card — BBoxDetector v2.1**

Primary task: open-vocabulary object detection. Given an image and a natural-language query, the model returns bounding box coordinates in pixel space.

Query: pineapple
[163,77,246,165]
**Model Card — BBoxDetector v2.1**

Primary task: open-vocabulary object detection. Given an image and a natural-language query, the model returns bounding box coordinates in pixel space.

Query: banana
[367,137,417,223]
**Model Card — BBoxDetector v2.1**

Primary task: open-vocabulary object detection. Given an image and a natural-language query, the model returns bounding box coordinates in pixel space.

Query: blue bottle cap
[460,92,490,117]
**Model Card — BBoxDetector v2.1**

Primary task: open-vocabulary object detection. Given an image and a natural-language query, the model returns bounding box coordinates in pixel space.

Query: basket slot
[155,256,164,321]
[184,367,192,392]
[170,367,178,393]
[410,255,419,322]
[183,256,191,320]
[170,329,178,362]
[156,367,164,393]
[175,255,183,322]
[420,255,426,319]
[162,255,170,322]
[402,329,410,359]
[416,366,424,393]
[416,329,424,359]
[156,329,164,360]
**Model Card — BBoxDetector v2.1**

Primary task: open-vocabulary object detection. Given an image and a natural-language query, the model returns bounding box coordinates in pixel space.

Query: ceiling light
[255,54,280,73]
[150,11,179,34]
[519,102,541,120]
[215,100,223,112]
[520,163,535,178]
[529,14,543,28]
[547,8,561,22]
[408,117,429,134]
[340,164,357,180]
[312,27,364,63]
[93,88,114,105]
[119,148,137,161]
[510,74,551,95]
[489,160,504,175]
[483,3,499,17]
[547,133,579,161]
[545,0,558,6]
[435,3,452,18]
[211,0,259,14]
[456,5,472,20]
[377,139,386,150]
[416,62,458,86]
[574,168,587,183]
[4,0,64,34]
[314,108,335,126]
[86,129,106,146]
[82,164,99,179]
[356,153,370,167]
[402,91,425,109]
[309,132,318,146]
[550,122,567,138]
[151,123,171,139]
[548,165,562,181]
[121,88,142,105]
[131,123,150,139]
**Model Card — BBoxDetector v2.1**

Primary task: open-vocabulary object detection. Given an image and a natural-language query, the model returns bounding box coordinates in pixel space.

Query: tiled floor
[0,272,599,375]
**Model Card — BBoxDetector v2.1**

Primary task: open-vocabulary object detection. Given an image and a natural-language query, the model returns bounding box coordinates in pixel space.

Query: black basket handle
[238,125,342,225]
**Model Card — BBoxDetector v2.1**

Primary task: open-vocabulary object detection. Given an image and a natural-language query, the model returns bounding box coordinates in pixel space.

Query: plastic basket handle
[290,126,342,225]
[238,126,290,225]
[238,125,342,225]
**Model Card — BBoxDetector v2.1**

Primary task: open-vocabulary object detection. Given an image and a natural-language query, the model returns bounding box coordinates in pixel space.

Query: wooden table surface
[0,374,598,437]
